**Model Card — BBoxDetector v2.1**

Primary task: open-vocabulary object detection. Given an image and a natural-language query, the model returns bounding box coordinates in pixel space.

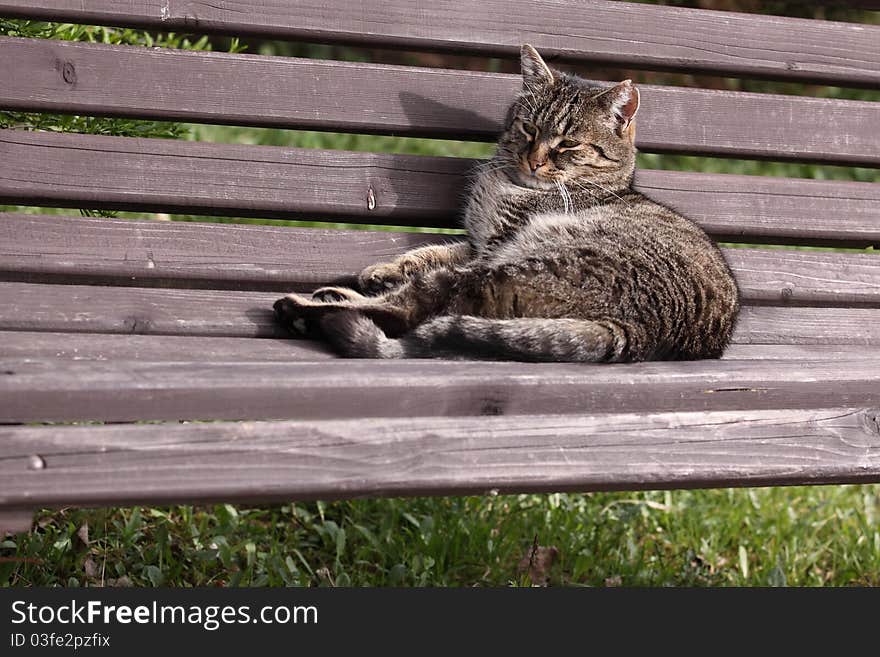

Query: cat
[273,45,740,362]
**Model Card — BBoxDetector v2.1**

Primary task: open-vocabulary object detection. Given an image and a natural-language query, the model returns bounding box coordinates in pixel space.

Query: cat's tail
[319,310,629,362]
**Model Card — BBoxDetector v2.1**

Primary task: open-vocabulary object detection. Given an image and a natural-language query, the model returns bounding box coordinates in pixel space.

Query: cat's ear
[599,80,640,138]
[520,44,554,87]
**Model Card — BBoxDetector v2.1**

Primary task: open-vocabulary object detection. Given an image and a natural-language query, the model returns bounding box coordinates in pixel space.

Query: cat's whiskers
[566,179,600,201]
[470,159,510,172]
[570,178,629,205]
[517,96,536,113]
[472,159,507,169]
[520,85,541,106]
[519,100,538,117]
[554,179,573,214]
[564,181,577,212]
[554,180,565,213]
[470,162,511,177]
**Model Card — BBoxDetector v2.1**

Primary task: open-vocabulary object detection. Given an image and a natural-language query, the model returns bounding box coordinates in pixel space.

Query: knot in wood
[864,410,880,437]
[123,315,152,334]
[479,397,505,416]
[61,61,77,85]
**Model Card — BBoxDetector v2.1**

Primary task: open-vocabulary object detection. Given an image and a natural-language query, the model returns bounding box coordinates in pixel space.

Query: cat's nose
[527,144,550,175]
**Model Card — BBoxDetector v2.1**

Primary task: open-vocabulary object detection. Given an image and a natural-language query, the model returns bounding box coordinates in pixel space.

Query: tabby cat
[274,45,740,362]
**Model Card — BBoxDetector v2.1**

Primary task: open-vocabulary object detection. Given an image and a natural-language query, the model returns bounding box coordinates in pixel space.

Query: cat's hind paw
[273,293,318,337]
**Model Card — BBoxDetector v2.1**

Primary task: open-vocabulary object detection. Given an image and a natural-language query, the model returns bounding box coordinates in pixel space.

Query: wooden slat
[2,408,880,507]
[0,0,877,86]
[2,37,878,165]
[0,282,287,338]
[721,249,880,307]
[0,510,33,535]
[5,331,878,364]
[2,213,880,305]
[0,129,466,226]
[0,213,450,290]
[2,132,879,244]
[2,357,880,423]
[722,344,880,361]
[0,331,333,361]
[734,305,880,345]
[1,214,878,299]
[0,282,878,344]
[635,174,880,247]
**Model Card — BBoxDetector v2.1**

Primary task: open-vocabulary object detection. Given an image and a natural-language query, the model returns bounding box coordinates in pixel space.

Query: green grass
[5,486,880,587]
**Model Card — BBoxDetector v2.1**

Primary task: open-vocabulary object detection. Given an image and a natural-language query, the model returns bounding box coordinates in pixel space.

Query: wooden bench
[1,0,879,535]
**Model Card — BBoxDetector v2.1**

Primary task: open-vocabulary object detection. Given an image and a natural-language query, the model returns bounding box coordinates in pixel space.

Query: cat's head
[495,45,639,191]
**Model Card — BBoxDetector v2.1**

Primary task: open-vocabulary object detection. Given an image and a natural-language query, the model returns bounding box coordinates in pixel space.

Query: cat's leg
[311,286,366,303]
[358,241,471,295]
[306,241,471,316]
[275,267,463,339]
[275,292,411,339]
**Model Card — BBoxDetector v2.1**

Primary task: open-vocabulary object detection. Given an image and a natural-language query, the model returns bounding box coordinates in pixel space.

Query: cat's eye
[556,139,582,151]
[590,143,619,161]
[518,120,538,141]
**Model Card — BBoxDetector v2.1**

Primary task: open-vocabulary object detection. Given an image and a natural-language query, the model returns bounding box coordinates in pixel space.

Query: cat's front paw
[358,262,407,295]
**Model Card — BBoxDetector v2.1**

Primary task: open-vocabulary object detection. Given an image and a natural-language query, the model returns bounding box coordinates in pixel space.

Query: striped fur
[275,45,740,362]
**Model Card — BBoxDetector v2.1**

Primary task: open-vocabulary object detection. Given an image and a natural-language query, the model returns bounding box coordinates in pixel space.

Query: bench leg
[0,510,34,536]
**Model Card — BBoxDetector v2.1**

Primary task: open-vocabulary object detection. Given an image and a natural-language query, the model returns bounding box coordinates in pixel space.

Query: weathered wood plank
[721,249,880,307]
[0,510,33,535]
[1,282,879,343]
[721,344,880,361]
[3,214,879,304]
[734,305,880,346]
[2,357,880,423]
[0,129,467,226]
[0,0,876,86]
[4,331,879,363]
[0,331,333,361]
[0,282,288,338]
[2,408,880,507]
[2,132,879,244]
[0,213,451,291]
[634,173,880,247]
[2,37,878,165]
